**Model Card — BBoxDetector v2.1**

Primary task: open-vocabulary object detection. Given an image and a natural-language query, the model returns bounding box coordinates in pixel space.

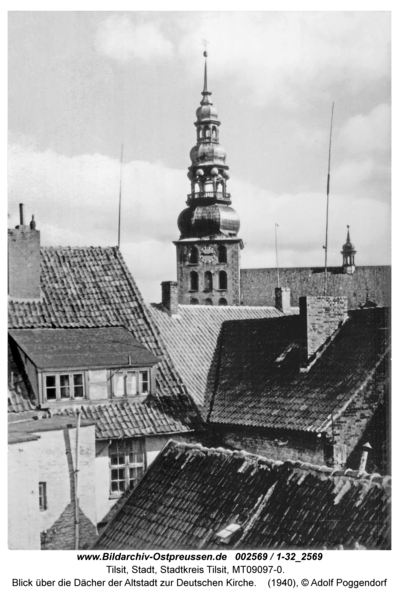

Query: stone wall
[212,426,325,465]
[240,266,391,309]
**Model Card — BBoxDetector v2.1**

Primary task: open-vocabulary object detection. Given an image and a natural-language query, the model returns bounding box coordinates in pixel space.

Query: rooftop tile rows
[94,441,391,550]
[54,396,201,439]
[149,304,298,406]
[8,247,186,398]
[208,307,390,432]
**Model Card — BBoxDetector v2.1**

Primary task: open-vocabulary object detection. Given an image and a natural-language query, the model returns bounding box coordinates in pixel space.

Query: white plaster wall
[37,425,97,533]
[8,440,41,550]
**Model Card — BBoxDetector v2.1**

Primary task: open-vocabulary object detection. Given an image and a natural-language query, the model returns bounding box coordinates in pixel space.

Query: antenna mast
[324,103,334,296]
[117,144,124,249]
[275,223,280,288]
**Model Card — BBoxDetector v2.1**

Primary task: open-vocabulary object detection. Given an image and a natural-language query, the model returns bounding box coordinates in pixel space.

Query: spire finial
[347,224,351,243]
[202,39,209,94]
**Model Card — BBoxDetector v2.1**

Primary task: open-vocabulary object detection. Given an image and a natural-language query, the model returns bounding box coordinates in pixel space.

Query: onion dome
[178,204,240,239]
[190,143,226,166]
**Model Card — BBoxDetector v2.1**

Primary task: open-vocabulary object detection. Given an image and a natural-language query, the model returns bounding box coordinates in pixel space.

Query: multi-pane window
[44,373,84,401]
[109,440,145,496]
[111,369,150,398]
[39,482,47,511]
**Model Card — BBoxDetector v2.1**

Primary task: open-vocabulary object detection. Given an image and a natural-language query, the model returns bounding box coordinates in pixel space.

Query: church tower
[341,225,356,275]
[174,52,243,306]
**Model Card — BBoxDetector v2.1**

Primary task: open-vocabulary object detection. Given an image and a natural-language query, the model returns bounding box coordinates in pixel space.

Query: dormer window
[111,369,150,398]
[45,373,85,401]
[9,327,159,406]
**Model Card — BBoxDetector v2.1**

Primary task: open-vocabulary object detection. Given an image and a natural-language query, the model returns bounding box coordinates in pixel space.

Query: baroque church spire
[173,51,243,306]
[177,51,240,239]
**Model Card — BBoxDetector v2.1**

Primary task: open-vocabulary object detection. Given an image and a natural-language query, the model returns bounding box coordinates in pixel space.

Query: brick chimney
[8,205,41,300]
[299,296,348,368]
[161,281,178,316]
[275,287,291,313]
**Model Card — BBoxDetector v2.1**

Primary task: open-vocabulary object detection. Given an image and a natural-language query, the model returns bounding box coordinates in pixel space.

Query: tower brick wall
[175,239,241,306]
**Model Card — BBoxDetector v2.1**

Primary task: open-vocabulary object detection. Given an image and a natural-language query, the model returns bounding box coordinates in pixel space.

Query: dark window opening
[204,271,213,292]
[190,298,199,305]
[219,271,228,290]
[190,271,199,291]
[218,298,228,306]
[218,246,227,263]
[189,247,199,264]
[205,298,213,305]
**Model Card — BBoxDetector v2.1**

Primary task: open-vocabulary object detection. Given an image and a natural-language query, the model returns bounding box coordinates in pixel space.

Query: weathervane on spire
[202,38,209,57]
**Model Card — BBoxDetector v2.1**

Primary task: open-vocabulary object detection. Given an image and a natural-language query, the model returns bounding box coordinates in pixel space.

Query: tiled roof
[9,327,159,370]
[8,247,186,398]
[94,441,391,550]
[149,304,298,406]
[208,307,390,431]
[8,386,35,414]
[241,266,391,309]
[53,396,201,439]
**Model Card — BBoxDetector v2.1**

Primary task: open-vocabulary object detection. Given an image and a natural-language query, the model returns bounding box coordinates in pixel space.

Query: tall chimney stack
[299,296,348,368]
[358,442,372,475]
[8,208,41,300]
[161,281,179,316]
[275,287,291,313]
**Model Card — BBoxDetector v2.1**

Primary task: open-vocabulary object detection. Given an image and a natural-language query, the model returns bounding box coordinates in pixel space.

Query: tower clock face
[200,246,216,264]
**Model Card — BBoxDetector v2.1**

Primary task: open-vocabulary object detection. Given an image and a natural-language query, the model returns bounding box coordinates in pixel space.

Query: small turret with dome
[341,225,356,274]
[174,51,243,306]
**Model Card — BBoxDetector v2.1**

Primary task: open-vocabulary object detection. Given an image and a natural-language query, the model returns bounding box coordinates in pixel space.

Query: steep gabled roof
[8,246,204,438]
[8,247,186,398]
[207,307,390,432]
[94,441,391,550]
[149,304,298,406]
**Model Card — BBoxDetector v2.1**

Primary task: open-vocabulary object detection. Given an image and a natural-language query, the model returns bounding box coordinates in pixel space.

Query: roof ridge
[165,442,391,486]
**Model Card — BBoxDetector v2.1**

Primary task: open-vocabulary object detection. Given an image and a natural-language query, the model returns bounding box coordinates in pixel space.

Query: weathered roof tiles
[94,441,391,550]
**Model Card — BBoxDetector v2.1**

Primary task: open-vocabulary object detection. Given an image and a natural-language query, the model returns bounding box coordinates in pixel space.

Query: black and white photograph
[6,6,393,588]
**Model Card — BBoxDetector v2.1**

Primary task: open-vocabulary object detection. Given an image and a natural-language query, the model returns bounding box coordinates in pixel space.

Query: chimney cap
[362,442,372,450]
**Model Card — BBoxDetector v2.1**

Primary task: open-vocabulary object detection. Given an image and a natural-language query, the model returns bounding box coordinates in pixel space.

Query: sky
[8,11,391,302]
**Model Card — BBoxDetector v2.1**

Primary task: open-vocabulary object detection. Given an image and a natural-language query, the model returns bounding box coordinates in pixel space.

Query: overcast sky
[8,11,391,302]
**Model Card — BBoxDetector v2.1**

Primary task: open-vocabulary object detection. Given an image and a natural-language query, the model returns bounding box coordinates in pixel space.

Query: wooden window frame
[43,372,85,402]
[109,439,146,498]
[39,482,47,511]
[110,368,151,399]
